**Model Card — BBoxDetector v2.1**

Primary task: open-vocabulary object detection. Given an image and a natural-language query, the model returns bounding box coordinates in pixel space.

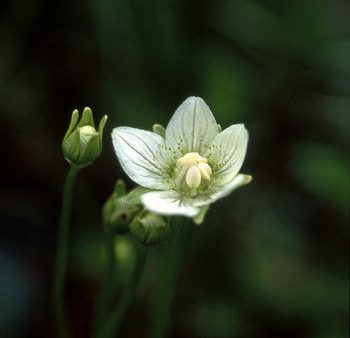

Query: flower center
[176,152,212,190]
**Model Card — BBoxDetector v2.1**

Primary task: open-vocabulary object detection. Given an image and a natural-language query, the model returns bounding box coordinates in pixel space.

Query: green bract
[62,107,107,167]
[112,97,252,220]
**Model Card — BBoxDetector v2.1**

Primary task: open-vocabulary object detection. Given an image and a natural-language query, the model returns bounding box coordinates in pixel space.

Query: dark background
[0,0,349,337]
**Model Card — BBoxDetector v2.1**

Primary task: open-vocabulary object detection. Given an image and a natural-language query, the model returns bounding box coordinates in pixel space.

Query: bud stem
[53,165,80,338]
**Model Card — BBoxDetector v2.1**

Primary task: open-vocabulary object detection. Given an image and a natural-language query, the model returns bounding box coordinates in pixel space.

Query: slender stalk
[97,244,148,338]
[94,234,116,334]
[54,165,80,338]
[150,218,194,338]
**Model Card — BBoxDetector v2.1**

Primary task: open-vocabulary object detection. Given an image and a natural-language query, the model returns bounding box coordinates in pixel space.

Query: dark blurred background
[0,0,349,337]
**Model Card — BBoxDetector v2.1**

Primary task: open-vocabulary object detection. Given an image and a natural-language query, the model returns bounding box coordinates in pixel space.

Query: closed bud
[129,212,170,246]
[102,180,140,234]
[62,107,108,167]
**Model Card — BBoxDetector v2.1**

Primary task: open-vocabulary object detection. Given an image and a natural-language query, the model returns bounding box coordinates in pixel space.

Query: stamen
[176,152,212,190]
[198,162,212,180]
[186,165,201,189]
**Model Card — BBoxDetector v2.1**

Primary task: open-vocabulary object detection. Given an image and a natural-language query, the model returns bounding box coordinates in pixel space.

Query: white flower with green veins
[112,97,252,221]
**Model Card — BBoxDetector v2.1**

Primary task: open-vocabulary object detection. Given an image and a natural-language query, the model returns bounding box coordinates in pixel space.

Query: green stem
[97,244,148,338]
[54,165,80,338]
[94,234,116,334]
[150,218,194,338]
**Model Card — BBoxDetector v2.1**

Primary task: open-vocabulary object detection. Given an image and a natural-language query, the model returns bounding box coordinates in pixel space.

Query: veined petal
[206,124,248,184]
[194,174,252,207]
[141,190,200,217]
[165,97,219,154]
[112,127,171,189]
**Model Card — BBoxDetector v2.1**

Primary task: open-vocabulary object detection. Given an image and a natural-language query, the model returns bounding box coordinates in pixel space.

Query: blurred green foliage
[0,0,348,337]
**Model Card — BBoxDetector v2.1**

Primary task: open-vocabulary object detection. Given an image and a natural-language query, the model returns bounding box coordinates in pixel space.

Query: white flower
[112,97,252,218]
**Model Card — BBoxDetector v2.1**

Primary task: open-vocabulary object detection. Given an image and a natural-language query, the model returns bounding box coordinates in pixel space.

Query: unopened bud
[62,107,107,167]
[102,180,140,234]
[129,212,169,246]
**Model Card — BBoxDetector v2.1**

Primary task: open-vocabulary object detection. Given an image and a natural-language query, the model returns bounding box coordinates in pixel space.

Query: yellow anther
[198,162,212,180]
[177,152,207,165]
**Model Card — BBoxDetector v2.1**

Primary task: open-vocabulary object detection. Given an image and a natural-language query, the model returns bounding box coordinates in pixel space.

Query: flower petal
[141,190,200,217]
[194,174,252,207]
[165,97,219,154]
[207,124,248,184]
[112,127,171,189]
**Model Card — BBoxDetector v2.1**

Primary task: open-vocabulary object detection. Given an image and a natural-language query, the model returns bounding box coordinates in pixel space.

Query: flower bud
[129,212,169,246]
[62,107,108,167]
[102,180,140,234]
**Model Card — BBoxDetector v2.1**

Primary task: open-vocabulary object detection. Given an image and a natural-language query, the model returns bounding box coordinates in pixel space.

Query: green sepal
[152,124,166,138]
[193,205,209,225]
[114,179,127,196]
[79,132,100,165]
[62,127,82,165]
[125,187,154,205]
[98,115,108,148]
[77,107,95,128]
[63,109,79,142]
